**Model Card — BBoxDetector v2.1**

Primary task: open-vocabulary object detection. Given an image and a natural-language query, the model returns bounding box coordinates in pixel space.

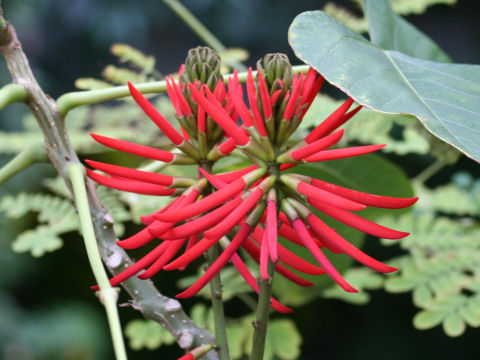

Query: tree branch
[0,11,217,360]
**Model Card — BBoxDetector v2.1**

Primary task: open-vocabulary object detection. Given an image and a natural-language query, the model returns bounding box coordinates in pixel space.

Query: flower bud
[181,46,222,90]
[257,53,293,90]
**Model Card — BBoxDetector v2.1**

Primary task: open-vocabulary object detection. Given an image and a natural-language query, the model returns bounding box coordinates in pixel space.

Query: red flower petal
[176,224,251,298]
[293,219,357,292]
[308,198,410,239]
[90,133,175,162]
[128,82,184,145]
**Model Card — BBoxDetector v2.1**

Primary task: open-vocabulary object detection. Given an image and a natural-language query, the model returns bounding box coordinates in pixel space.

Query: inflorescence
[87,47,417,312]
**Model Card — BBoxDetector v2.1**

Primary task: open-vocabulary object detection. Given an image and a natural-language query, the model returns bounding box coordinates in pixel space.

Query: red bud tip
[293,219,357,293]
[87,169,176,196]
[246,68,268,136]
[307,214,397,273]
[90,133,175,163]
[128,82,184,145]
[308,198,410,239]
[189,84,249,145]
[304,98,354,143]
[306,144,386,162]
[85,160,174,186]
[176,224,251,298]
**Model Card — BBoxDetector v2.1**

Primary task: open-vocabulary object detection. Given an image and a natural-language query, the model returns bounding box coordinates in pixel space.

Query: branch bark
[0,11,217,360]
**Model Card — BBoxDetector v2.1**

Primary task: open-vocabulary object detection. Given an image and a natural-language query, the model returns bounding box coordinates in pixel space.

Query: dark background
[0,0,479,359]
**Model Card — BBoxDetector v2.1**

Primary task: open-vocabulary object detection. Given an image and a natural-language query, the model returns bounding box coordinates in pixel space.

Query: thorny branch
[0,8,218,360]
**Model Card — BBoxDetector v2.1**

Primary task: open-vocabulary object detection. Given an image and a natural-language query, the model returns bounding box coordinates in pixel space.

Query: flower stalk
[250,258,275,360]
[68,164,127,360]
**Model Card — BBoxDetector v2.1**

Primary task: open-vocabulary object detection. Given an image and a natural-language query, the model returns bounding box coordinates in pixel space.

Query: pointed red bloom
[266,199,278,262]
[307,214,396,273]
[189,84,249,146]
[306,144,385,162]
[304,98,354,144]
[293,219,357,292]
[128,82,184,145]
[308,198,409,239]
[91,133,175,163]
[246,68,268,136]
[87,51,416,309]
[87,169,176,196]
[176,224,251,298]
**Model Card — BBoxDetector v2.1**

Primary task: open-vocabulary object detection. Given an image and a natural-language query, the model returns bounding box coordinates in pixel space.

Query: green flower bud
[181,46,222,90]
[257,53,293,90]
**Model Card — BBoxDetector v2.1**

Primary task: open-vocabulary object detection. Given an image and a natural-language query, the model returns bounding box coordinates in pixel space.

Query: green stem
[250,260,275,360]
[159,0,247,71]
[0,142,47,186]
[414,158,445,184]
[207,244,230,360]
[0,83,27,109]
[68,164,127,360]
[56,65,310,115]
[161,0,226,53]
[200,160,230,360]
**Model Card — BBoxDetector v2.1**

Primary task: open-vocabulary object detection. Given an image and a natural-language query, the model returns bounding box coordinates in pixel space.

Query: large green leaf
[288,11,480,162]
[363,0,451,62]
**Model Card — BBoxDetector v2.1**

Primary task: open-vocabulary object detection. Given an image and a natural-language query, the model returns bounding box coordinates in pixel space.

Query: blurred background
[0,0,479,359]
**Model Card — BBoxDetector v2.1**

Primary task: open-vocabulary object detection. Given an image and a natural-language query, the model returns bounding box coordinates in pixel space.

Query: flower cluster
[87,47,417,312]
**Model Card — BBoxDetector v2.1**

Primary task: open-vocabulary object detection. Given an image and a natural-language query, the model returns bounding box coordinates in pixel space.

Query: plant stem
[207,244,230,360]
[200,161,230,360]
[250,259,275,360]
[68,164,127,360]
[161,0,226,53]
[0,83,27,109]
[0,142,47,185]
[56,65,310,115]
[160,0,246,72]
[414,158,445,184]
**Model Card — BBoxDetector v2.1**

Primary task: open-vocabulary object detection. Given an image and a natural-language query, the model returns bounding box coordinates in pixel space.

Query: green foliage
[380,200,480,337]
[190,304,302,360]
[288,4,480,163]
[77,43,158,89]
[0,177,130,257]
[124,319,175,350]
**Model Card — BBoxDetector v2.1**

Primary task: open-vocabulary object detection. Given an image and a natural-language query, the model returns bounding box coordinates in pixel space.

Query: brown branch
[0,11,217,360]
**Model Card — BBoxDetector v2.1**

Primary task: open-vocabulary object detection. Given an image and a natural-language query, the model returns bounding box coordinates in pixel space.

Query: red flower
[87,49,417,312]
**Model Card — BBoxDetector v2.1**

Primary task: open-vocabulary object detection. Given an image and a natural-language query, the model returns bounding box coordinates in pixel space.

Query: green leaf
[363,0,451,62]
[288,11,480,162]
[443,313,466,337]
[12,228,63,257]
[413,310,445,329]
[124,319,174,350]
[265,320,302,360]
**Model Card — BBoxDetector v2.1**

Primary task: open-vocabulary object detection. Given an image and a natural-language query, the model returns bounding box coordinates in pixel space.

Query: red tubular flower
[86,48,417,311]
